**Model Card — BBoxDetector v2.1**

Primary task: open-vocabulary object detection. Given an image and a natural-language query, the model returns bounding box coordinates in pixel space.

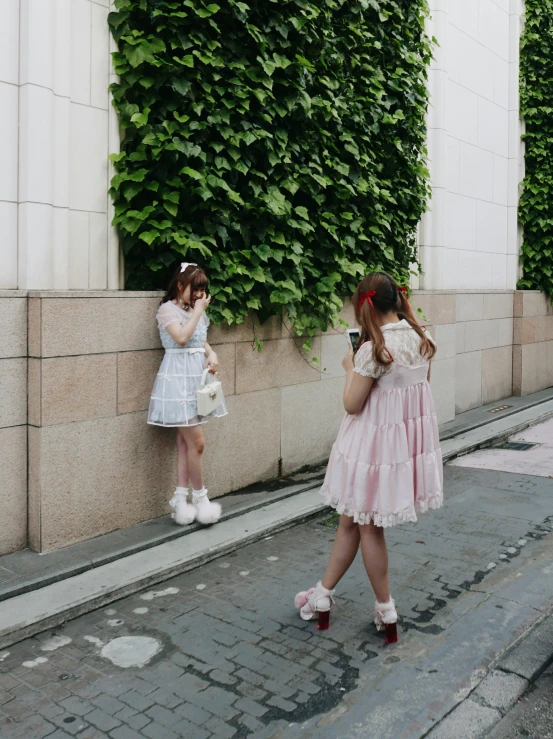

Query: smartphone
[347,328,361,352]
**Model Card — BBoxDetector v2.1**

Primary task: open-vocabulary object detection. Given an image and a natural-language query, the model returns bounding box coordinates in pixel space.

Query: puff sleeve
[353,341,390,379]
[156,302,182,330]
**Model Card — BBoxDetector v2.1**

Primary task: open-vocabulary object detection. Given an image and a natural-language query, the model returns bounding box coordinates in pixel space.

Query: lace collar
[381,319,410,332]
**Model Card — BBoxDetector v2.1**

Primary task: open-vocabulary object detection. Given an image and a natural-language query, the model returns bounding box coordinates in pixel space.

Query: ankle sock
[317,581,334,595]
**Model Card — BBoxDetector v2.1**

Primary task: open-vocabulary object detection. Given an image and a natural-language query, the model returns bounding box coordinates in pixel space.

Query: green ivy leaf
[181,167,204,180]
[174,55,195,67]
[173,79,191,95]
[139,230,160,245]
[164,202,178,217]
[109,0,433,334]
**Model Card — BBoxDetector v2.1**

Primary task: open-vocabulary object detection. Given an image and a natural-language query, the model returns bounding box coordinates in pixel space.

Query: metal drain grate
[497,442,538,451]
[489,405,512,413]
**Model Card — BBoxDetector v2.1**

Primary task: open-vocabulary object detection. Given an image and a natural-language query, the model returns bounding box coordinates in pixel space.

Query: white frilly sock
[192,488,221,525]
[169,487,196,525]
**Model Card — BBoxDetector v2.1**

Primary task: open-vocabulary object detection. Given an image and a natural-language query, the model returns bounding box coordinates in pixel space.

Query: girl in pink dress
[295,272,443,642]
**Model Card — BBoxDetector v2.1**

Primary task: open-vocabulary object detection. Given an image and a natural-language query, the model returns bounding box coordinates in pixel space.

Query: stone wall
[0,289,549,555]
[514,291,553,395]
[414,290,514,416]
[25,291,349,553]
[0,292,28,554]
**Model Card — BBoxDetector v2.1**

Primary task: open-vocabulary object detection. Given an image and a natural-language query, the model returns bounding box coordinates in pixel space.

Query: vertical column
[18,0,70,289]
[17,0,119,290]
[419,0,448,290]
[0,0,19,289]
[69,0,111,289]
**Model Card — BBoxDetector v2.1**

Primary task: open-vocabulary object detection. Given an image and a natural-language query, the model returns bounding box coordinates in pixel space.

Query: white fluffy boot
[192,488,221,524]
[169,487,197,525]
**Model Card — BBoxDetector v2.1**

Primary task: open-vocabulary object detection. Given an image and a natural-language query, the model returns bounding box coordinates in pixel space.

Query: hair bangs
[191,269,208,291]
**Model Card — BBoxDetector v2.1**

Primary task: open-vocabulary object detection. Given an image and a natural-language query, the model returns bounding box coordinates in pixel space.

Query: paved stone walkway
[0,464,552,738]
[488,663,553,739]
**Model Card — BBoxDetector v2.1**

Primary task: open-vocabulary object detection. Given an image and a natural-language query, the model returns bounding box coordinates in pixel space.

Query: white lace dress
[320,320,443,527]
[147,301,228,427]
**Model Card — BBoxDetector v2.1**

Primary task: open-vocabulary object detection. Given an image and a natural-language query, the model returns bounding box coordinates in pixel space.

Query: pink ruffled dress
[321,320,443,527]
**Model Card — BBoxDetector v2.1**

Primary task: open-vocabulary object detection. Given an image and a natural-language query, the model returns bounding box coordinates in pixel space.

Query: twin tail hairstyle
[353,272,436,367]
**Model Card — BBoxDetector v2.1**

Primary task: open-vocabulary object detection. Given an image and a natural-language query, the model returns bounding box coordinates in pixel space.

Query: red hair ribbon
[399,286,411,310]
[358,290,377,315]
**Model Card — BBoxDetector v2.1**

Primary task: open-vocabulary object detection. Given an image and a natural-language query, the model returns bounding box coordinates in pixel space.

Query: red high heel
[384,622,398,644]
[317,610,330,630]
[375,598,398,644]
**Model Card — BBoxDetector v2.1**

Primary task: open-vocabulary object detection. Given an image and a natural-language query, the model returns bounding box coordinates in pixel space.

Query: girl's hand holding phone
[347,328,361,352]
[343,328,359,372]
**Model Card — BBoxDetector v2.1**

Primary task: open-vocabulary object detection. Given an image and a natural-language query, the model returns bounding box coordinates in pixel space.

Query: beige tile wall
[25,292,345,551]
[0,293,27,555]
[413,290,515,415]
[280,377,345,475]
[3,288,548,553]
[513,291,553,395]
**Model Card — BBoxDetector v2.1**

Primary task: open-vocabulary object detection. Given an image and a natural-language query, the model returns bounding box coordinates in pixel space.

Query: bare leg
[321,515,360,590]
[358,522,391,603]
[179,426,205,491]
[180,425,221,524]
[170,429,196,525]
[176,430,189,488]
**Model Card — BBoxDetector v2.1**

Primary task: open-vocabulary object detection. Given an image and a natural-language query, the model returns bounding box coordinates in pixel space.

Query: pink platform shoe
[294,582,335,630]
[375,598,398,644]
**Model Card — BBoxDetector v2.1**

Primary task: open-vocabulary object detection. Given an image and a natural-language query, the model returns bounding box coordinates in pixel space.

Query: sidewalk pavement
[428,612,553,739]
[488,647,553,739]
[1,389,553,653]
[0,445,552,737]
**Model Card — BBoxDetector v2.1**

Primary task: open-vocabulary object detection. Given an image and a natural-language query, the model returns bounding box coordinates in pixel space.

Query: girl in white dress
[148,263,227,525]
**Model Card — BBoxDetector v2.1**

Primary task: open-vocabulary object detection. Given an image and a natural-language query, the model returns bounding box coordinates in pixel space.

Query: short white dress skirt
[147,301,228,427]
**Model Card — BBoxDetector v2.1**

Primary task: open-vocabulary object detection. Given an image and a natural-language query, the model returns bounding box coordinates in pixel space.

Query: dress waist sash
[165,348,206,354]
[376,363,429,389]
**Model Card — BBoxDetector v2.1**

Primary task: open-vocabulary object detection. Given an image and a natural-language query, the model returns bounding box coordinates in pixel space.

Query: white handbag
[197,369,224,417]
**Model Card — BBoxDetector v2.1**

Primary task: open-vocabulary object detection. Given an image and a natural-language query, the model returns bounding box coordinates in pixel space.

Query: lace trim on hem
[329,447,442,470]
[320,489,444,527]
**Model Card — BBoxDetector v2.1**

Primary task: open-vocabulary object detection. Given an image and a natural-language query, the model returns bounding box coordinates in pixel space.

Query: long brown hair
[161,264,208,306]
[352,272,436,366]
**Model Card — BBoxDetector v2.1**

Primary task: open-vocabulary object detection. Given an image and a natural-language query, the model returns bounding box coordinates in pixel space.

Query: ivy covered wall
[519,0,553,299]
[109,0,432,334]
